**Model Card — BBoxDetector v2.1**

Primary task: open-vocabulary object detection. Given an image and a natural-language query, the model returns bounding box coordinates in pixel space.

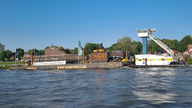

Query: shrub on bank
[0,61,23,65]
[187,58,192,64]
[0,65,9,69]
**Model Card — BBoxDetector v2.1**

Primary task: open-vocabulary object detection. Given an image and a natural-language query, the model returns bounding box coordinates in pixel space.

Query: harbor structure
[135,28,178,66]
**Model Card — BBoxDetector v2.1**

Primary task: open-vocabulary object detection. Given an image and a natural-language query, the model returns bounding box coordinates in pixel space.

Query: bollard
[83,47,85,64]
[31,52,33,65]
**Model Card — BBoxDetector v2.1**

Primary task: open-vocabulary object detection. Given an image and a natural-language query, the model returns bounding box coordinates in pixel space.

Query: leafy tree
[132,41,142,54]
[45,46,49,50]
[0,43,5,53]
[85,43,100,55]
[179,35,192,52]
[0,50,7,61]
[38,50,45,55]
[5,49,12,58]
[172,39,180,51]
[64,49,71,54]
[58,46,65,52]
[147,39,162,53]
[32,48,38,51]
[115,36,137,57]
[18,48,24,60]
[26,49,45,55]
[73,47,78,54]
[26,49,34,55]
[108,43,117,51]
[5,58,8,61]
[161,39,176,50]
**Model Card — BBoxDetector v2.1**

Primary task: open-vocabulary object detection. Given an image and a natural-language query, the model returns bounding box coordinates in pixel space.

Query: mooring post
[83,47,85,64]
[31,52,33,66]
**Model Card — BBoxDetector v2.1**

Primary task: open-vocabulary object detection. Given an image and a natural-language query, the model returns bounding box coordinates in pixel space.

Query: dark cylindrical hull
[23,54,86,63]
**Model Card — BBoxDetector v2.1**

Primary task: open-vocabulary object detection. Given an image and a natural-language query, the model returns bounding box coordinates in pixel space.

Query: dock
[9,62,124,70]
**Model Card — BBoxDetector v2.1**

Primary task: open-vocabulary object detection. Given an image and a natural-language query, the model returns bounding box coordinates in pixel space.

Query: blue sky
[0,0,192,52]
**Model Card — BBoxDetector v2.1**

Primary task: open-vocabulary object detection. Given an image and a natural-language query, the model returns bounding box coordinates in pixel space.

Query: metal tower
[135,29,154,54]
[136,28,174,56]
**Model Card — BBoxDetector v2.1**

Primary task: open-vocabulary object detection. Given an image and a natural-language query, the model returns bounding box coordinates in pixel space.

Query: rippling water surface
[0,66,192,108]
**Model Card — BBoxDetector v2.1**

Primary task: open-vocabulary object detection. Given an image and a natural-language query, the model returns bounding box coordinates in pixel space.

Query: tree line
[106,35,192,56]
[0,35,191,61]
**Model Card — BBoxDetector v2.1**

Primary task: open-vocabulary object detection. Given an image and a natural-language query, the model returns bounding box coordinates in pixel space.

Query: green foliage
[147,39,162,53]
[26,49,34,55]
[5,49,12,58]
[0,61,23,69]
[187,58,192,64]
[85,43,100,55]
[147,35,192,53]
[0,65,9,69]
[0,50,7,61]
[147,38,180,53]
[38,50,45,55]
[0,43,5,53]
[45,46,49,50]
[172,39,180,51]
[26,49,45,55]
[115,36,137,56]
[18,48,24,60]
[0,61,23,65]
[5,58,8,61]
[108,43,117,51]
[73,47,78,54]
[64,49,71,54]
[161,39,175,50]
[58,46,65,52]
[179,35,192,52]
[10,57,13,61]
[132,41,142,54]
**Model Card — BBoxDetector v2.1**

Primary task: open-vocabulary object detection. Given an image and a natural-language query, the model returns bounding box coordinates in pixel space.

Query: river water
[0,66,192,108]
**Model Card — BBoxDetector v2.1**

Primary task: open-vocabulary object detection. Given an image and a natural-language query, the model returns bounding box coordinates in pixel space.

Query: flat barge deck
[9,62,187,70]
[9,62,124,70]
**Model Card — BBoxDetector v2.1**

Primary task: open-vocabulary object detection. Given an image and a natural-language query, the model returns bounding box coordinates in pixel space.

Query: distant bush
[0,65,9,69]
[187,58,192,64]
[0,61,23,65]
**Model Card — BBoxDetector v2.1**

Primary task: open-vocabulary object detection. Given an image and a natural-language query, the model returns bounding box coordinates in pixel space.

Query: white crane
[136,28,175,57]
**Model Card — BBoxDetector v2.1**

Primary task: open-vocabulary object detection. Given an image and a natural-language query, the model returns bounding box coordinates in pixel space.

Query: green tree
[147,39,162,53]
[115,36,137,57]
[58,46,65,52]
[179,35,192,52]
[132,41,142,54]
[0,43,5,53]
[26,49,45,55]
[5,49,12,58]
[161,39,175,50]
[38,50,45,55]
[18,48,24,60]
[45,46,49,50]
[5,58,8,61]
[73,47,78,54]
[0,50,7,61]
[26,49,34,55]
[108,43,117,51]
[85,43,100,55]
[64,49,71,54]
[172,39,180,51]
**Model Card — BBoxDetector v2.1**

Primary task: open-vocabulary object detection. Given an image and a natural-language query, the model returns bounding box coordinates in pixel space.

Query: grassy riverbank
[0,61,24,69]
[0,65,9,69]
[0,61,23,65]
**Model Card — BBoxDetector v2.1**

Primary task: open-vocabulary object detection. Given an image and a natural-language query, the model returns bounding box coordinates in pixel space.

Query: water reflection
[0,67,192,107]
[132,68,177,104]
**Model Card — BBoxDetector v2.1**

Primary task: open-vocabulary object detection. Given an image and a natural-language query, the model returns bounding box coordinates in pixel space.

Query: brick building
[45,46,66,55]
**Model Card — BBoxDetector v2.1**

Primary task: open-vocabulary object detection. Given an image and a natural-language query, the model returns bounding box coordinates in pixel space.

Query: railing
[149,35,174,56]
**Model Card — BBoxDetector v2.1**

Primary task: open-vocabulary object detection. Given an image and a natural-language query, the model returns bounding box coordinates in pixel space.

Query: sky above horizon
[0,0,192,52]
